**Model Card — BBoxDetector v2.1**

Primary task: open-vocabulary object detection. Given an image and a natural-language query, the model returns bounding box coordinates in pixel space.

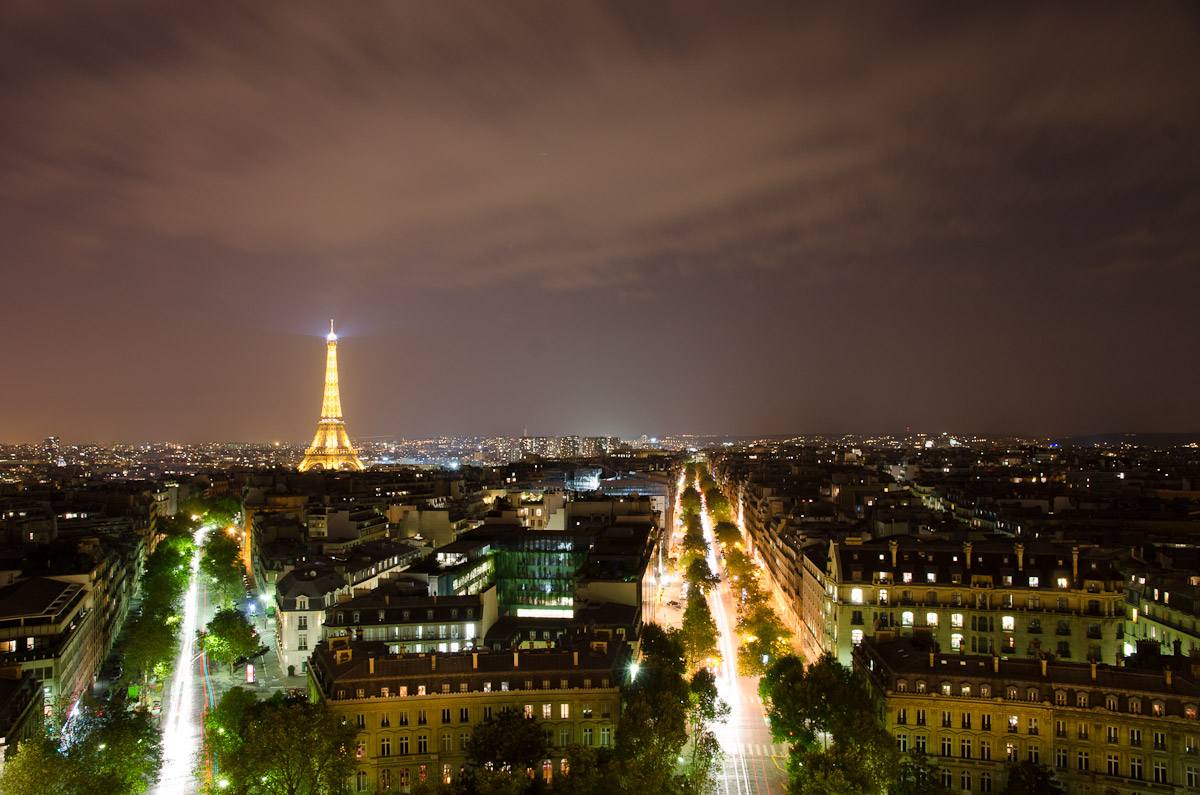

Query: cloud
[0,1,1197,439]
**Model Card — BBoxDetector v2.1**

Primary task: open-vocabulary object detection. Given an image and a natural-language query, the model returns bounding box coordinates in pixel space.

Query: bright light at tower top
[327,318,337,342]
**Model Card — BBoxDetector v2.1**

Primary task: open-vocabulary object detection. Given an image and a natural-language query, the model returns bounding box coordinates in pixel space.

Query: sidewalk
[204,615,306,703]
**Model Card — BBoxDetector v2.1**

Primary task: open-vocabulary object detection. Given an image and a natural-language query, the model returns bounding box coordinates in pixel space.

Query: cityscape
[2,4,1199,795]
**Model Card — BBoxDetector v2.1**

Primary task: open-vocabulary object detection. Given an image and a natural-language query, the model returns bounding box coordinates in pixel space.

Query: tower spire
[299,324,364,472]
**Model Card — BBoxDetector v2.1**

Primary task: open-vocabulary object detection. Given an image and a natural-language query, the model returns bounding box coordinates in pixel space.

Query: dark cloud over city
[1,2,1197,442]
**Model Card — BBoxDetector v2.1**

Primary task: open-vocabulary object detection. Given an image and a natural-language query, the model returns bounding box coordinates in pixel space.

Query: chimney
[1090,662,1097,680]
[1166,668,1174,688]
[1015,543,1025,572]
[573,651,579,667]
[368,655,375,675]
[1071,547,1079,581]
[431,654,436,671]
[993,654,1000,673]
[1040,657,1047,677]
[963,541,973,570]
[929,651,935,669]
[889,539,899,567]
[514,650,520,668]
[472,652,479,669]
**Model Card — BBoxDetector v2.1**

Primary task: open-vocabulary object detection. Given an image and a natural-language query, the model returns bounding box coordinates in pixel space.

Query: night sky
[2,2,1197,443]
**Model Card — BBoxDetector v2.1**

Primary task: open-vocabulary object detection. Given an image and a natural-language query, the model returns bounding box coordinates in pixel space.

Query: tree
[614,631,693,795]
[204,606,260,674]
[550,744,603,795]
[736,604,793,676]
[760,653,855,748]
[684,557,719,595]
[201,528,244,606]
[1000,760,1066,795]
[205,689,359,795]
[69,704,164,794]
[891,749,948,795]
[466,707,551,775]
[687,668,729,730]
[760,653,898,795]
[0,734,72,795]
[124,607,181,686]
[613,690,687,795]
[679,594,719,672]
[712,521,740,548]
[679,488,702,519]
[0,703,162,795]
[682,728,723,795]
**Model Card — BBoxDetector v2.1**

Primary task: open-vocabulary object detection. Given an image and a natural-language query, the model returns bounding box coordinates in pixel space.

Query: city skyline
[2,3,1198,442]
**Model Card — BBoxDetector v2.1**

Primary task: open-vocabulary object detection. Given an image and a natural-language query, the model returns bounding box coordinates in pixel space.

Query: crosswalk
[740,694,763,705]
[731,742,790,758]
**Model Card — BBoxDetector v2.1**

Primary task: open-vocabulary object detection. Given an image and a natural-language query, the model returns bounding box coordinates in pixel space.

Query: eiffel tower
[298,321,365,472]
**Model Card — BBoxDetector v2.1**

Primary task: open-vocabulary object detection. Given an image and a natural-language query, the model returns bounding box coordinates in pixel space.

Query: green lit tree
[201,528,244,606]
[679,594,719,672]
[760,653,898,794]
[203,606,260,674]
[0,702,162,795]
[205,689,359,795]
[0,734,71,795]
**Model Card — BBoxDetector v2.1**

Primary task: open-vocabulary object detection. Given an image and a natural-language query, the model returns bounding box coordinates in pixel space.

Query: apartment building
[308,636,626,792]
[323,586,494,654]
[809,537,1125,665]
[0,577,96,712]
[859,635,1200,795]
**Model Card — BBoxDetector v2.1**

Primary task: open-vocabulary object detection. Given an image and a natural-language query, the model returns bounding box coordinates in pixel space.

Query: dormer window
[297,596,308,610]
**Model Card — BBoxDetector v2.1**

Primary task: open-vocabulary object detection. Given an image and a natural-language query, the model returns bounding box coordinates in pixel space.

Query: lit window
[926,572,936,583]
[1002,616,1015,631]
[951,613,964,628]
[951,634,963,650]
[902,611,914,626]
[1028,576,1039,587]
[926,612,939,627]
[851,588,863,605]
[1057,577,1069,588]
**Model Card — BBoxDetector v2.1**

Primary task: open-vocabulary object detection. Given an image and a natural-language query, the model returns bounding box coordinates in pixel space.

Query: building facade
[812,538,1125,666]
[308,636,627,793]
[859,636,1200,795]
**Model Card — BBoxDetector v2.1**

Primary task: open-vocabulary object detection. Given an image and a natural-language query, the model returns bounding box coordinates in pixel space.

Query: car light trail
[698,476,754,795]
[156,525,206,795]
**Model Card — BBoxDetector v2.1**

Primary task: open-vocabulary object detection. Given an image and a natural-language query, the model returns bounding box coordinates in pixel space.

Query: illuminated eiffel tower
[298,321,365,472]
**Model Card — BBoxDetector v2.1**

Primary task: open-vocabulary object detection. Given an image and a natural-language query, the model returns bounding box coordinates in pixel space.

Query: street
[701,488,789,795]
